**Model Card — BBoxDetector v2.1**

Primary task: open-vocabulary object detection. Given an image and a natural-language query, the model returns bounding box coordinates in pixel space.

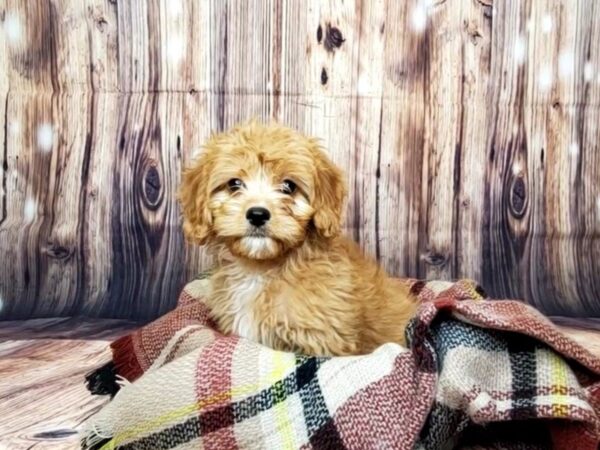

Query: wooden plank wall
[0,0,598,320]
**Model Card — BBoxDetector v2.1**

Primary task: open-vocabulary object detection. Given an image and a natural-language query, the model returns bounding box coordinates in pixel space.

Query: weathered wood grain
[0,318,136,449]
[0,0,598,320]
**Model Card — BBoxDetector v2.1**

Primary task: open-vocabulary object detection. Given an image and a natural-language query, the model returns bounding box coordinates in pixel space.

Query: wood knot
[476,0,493,19]
[324,25,345,52]
[142,162,163,210]
[320,67,328,85]
[316,24,323,43]
[95,17,108,32]
[32,429,78,440]
[509,176,527,218]
[422,250,448,267]
[43,243,73,261]
[464,20,483,44]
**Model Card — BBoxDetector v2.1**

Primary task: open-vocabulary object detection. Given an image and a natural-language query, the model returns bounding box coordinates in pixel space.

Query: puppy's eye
[281,179,297,195]
[227,178,245,192]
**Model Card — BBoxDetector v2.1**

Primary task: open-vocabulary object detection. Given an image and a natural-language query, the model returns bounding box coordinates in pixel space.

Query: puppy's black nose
[246,207,271,227]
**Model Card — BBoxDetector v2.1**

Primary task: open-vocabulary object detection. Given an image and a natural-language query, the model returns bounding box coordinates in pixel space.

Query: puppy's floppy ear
[310,143,347,239]
[178,150,214,245]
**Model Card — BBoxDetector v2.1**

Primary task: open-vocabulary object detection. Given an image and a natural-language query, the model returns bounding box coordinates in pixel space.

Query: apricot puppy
[179,121,416,356]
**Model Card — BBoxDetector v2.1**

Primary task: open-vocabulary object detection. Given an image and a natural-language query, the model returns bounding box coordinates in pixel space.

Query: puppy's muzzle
[246,207,271,227]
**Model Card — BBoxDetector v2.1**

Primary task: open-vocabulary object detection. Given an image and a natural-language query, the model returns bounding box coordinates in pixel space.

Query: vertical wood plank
[77,93,119,316]
[418,0,464,280]
[0,93,90,318]
[453,0,493,282]
[98,93,187,319]
[377,0,429,277]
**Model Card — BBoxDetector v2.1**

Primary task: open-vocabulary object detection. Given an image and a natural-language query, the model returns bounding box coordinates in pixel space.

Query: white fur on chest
[227,274,264,340]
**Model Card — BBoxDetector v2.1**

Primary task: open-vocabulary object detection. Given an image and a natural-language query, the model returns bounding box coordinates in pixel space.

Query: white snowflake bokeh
[168,0,183,17]
[356,73,372,96]
[538,66,553,91]
[558,51,575,79]
[541,15,553,34]
[411,3,428,33]
[583,61,594,82]
[3,13,23,46]
[569,142,579,157]
[512,161,522,176]
[514,35,527,66]
[36,124,54,153]
[166,35,185,64]
[23,197,37,224]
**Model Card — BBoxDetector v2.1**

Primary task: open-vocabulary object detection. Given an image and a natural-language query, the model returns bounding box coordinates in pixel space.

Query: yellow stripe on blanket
[271,351,296,450]
[103,356,296,450]
[543,350,572,417]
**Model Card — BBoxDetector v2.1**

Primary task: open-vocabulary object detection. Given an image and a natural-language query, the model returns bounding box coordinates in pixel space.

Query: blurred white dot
[166,35,185,64]
[168,0,183,17]
[538,66,553,91]
[583,61,594,82]
[541,15,553,34]
[36,124,54,153]
[356,74,372,95]
[411,4,428,33]
[569,142,579,156]
[8,121,20,136]
[24,197,37,223]
[512,161,522,175]
[3,13,23,45]
[558,51,575,79]
[514,35,527,65]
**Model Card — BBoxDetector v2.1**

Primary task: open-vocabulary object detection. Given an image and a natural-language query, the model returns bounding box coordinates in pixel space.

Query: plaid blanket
[81,276,600,450]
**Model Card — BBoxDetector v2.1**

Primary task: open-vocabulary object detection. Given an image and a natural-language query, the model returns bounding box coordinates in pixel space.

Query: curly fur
[179,121,416,356]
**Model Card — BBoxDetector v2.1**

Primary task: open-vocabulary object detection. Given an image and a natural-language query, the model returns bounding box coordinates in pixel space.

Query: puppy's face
[179,123,347,260]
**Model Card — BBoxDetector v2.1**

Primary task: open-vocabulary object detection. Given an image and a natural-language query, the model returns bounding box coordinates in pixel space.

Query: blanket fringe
[80,422,115,450]
[110,334,143,381]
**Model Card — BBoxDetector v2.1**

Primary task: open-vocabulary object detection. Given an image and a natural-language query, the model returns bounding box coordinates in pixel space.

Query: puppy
[178,121,417,356]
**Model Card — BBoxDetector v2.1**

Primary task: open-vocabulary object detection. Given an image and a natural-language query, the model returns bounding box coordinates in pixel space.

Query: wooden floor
[0,318,138,450]
[1,317,600,449]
